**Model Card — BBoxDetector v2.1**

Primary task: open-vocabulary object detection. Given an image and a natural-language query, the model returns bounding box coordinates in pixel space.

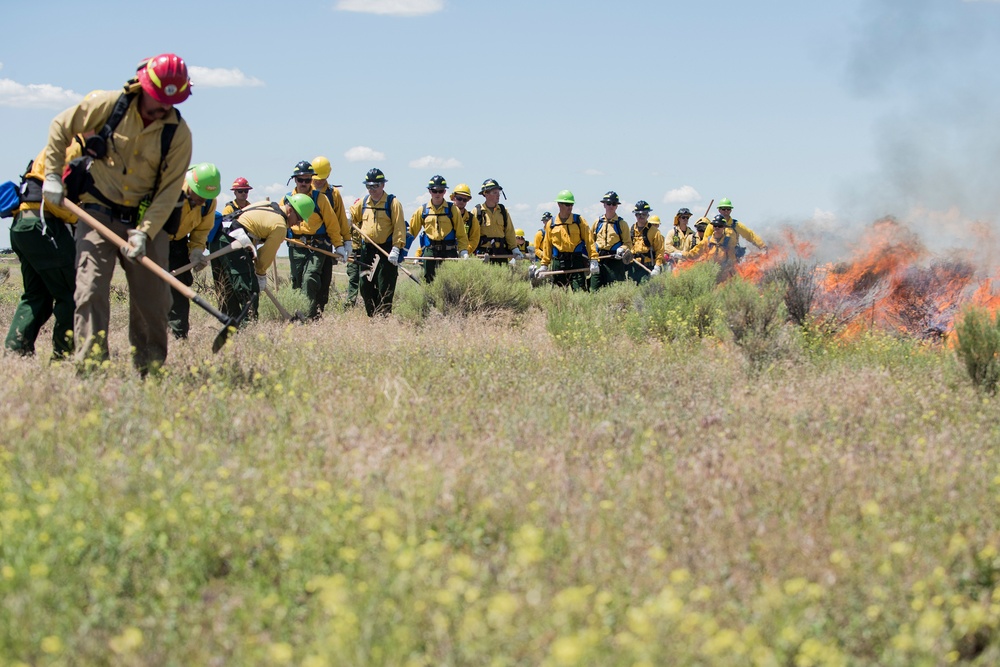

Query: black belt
[82,202,139,226]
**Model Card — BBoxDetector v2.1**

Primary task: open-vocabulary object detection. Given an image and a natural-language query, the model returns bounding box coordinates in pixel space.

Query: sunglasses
[234,189,249,194]
[454,196,471,203]
[429,188,445,194]
[365,184,381,190]
[295,177,312,184]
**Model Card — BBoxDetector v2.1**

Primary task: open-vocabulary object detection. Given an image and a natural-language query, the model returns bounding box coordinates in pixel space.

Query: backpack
[550,213,586,254]
[420,202,456,241]
[594,216,625,251]
[0,181,20,219]
[474,203,509,237]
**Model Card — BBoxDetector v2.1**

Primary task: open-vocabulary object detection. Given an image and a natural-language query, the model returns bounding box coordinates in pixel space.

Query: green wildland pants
[209,233,258,323]
[359,241,398,317]
[4,210,75,358]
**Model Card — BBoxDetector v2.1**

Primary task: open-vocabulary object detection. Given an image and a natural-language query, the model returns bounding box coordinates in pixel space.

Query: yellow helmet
[515,228,525,237]
[311,155,332,180]
[451,183,472,200]
[649,215,661,225]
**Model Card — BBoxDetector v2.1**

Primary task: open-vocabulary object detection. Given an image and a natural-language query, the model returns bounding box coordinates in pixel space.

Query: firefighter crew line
[3,51,768,369]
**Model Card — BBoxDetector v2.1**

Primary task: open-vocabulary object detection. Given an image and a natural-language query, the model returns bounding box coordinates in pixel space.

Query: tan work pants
[73,210,171,372]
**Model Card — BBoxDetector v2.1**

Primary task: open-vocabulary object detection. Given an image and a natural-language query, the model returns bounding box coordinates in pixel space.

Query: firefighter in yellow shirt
[224,195,316,298]
[4,141,82,359]
[538,190,598,291]
[628,200,666,283]
[348,168,407,317]
[533,212,552,262]
[450,183,478,254]
[474,178,522,264]
[221,177,252,216]
[168,163,220,338]
[409,175,469,283]
[665,207,699,254]
[591,190,632,291]
[671,214,740,282]
[703,198,767,260]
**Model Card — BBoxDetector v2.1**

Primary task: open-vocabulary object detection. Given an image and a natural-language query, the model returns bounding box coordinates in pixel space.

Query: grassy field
[1,257,999,666]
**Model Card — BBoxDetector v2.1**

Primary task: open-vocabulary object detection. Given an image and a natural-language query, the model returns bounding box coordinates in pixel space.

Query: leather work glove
[460,250,469,260]
[344,240,353,256]
[42,173,64,206]
[615,246,626,259]
[651,265,662,276]
[256,273,268,291]
[538,265,549,276]
[527,265,537,279]
[335,246,348,263]
[388,247,401,266]
[622,248,634,263]
[670,252,684,261]
[189,248,208,272]
[589,260,599,276]
[512,248,524,260]
[124,230,148,260]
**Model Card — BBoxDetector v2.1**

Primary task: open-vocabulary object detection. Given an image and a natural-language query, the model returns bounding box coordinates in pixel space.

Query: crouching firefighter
[4,141,84,359]
[168,163,220,339]
[215,194,316,320]
[409,175,468,283]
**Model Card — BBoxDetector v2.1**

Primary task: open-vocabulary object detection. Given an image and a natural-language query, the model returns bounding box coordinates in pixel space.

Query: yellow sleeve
[332,189,350,244]
[504,208,517,250]
[391,198,407,249]
[735,222,766,249]
[187,199,217,252]
[541,225,553,265]
[466,211,480,253]
[451,206,468,249]
[255,226,286,275]
[684,236,709,260]
[409,207,424,238]
[533,230,544,259]
[652,228,666,266]
[579,218,598,260]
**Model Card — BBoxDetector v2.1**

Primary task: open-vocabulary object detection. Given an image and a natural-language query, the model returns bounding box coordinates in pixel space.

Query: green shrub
[954,306,1000,394]
[425,260,531,317]
[632,263,721,341]
[717,277,789,371]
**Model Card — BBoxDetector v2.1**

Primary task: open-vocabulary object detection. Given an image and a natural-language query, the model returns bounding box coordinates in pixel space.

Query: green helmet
[718,197,733,209]
[286,193,316,221]
[186,162,221,199]
[556,190,575,204]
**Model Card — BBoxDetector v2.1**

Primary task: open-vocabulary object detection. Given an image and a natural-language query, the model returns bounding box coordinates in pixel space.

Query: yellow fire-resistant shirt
[221,199,250,216]
[533,228,546,260]
[704,218,767,250]
[408,202,469,248]
[284,190,343,246]
[349,193,406,247]
[44,86,193,238]
[474,204,517,250]
[665,225,699,254]
[313,179,350,245]
[682,231,740,279]
[232,203,289,276]
[458,207,479,254]
[20,143,83,223]
[171,184,217,252]
[592,215,630,252]
[629,223,666,267]
[541,215,598,265]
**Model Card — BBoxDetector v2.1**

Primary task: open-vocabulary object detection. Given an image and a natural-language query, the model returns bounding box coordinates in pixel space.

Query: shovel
[262,286,306,323]
[65,200,248,353]
[170,238,250,275]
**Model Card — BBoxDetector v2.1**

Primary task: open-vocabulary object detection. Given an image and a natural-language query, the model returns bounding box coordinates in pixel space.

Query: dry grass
[1,262,999,665]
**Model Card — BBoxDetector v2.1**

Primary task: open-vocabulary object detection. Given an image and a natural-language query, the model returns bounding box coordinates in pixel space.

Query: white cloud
[336,0,443,16]
[188,66,264,88]
[345,146,386,162]
[260,182,290,200]
[408,155,462,169]
[663,185,701,204]
[583,168,604,176]
[0,78,80,109]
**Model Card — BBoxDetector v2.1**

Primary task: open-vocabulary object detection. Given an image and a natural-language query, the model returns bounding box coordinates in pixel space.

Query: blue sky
[2,0,1000,261]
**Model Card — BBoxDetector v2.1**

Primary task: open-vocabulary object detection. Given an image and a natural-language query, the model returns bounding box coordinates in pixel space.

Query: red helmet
[231,177,252,191]
[137,53,191,105]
